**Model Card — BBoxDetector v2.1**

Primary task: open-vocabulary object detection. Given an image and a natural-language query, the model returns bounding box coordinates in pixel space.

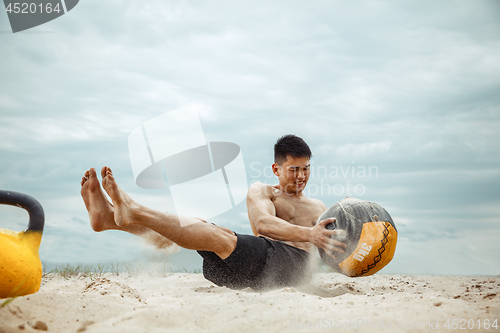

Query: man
[81,134,346,290]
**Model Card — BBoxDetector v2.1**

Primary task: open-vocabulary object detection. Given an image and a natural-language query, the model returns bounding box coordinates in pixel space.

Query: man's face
[273,155,311,194]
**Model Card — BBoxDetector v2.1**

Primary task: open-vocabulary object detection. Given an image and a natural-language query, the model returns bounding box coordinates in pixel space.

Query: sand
[0,272,498,333]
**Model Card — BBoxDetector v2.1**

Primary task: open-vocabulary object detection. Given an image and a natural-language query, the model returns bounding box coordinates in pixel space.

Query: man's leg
[81,167,176,249]
[81,167,237,259]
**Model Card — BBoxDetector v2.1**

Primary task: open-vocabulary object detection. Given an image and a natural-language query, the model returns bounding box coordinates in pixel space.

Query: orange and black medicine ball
[318,197,397,277]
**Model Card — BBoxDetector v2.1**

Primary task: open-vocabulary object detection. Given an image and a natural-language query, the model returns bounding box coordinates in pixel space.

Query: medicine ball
[318,197,397,277]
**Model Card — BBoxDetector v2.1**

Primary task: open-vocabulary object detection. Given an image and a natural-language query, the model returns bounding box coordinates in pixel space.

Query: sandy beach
[1,272,498,333]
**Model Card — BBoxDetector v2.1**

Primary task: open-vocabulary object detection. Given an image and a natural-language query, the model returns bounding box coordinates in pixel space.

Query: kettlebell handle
[0,190,44,232]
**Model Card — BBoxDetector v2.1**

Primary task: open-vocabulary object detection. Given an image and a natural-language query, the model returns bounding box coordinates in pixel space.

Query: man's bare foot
[80,168,116,232]
[101,166,137,228]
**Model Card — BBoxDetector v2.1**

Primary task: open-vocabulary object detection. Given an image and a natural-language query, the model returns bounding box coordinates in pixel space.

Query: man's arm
[247,182,311,242]
[246,182,346,257]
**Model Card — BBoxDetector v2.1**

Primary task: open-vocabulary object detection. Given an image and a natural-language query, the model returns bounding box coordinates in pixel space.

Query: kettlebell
[0,190,44,298]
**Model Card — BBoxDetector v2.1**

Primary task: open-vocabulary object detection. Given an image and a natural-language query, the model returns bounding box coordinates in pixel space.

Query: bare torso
[249,184,326,252]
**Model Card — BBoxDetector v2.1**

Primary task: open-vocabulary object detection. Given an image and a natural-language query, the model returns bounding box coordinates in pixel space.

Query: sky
[1,0,499,276]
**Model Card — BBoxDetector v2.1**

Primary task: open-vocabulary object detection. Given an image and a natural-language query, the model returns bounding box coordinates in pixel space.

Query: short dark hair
[274,134,312,165]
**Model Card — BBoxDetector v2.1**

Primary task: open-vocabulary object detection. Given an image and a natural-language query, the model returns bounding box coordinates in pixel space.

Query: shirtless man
[81,134,346,289]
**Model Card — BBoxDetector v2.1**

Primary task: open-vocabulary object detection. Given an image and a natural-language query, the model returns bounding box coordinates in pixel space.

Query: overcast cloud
[1,0,499,275]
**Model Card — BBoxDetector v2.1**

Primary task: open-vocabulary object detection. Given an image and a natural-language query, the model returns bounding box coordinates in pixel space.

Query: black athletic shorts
[197,233,313,290]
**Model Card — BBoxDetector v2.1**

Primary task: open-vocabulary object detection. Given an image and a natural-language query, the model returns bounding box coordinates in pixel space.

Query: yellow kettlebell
[0,190,44,298]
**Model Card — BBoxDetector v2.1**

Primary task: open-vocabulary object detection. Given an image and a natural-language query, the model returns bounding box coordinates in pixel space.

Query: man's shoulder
[247,182,277,199]
[307,197,327,210]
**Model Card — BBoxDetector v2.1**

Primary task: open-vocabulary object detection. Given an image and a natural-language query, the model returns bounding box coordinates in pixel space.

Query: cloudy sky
[1,0,499,276]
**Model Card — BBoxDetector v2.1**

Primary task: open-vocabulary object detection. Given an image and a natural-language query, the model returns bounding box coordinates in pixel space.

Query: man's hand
[309,218,348,259]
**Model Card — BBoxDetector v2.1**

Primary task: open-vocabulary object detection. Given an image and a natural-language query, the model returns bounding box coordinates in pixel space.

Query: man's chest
[273,197,323,227]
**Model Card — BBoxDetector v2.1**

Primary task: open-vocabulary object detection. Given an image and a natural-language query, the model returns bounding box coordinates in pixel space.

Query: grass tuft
[44,263,117,280]
[1,297,18,307]
[41,261,198,279]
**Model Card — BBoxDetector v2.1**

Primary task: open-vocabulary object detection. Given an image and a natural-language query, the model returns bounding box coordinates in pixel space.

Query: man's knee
[213,228,237,260]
